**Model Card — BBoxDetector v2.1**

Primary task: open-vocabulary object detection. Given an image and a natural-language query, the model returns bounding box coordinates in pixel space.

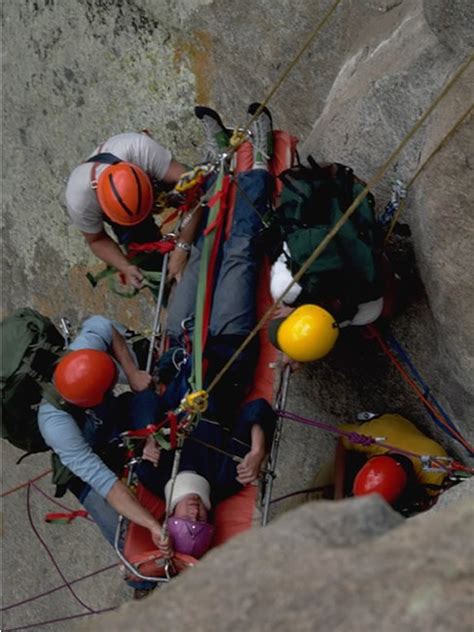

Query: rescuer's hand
[123,265,144,289]
[142,435,161,467]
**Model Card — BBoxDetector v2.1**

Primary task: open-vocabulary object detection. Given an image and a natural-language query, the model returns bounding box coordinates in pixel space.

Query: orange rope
[1,468,52,498]
[368,327,473,453]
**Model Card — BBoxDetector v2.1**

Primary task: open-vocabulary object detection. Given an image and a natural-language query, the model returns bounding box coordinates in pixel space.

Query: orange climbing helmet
[54,349,117,408]
[353,455,408,505]
[96,162,154,226]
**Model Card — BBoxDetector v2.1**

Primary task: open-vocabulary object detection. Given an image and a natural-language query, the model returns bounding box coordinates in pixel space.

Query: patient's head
[164,471,214,558]
[173,493,209,522]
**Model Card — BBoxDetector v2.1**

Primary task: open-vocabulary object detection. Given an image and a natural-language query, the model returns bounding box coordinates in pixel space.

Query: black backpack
[1,308,66,456]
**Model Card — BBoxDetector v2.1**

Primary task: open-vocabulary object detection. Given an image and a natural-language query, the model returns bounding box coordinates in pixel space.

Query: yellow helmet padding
[341,414,448,490]
[277,304,339,362]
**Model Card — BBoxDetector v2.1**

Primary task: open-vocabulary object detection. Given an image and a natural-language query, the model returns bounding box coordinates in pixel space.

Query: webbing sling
[191,164,231,392]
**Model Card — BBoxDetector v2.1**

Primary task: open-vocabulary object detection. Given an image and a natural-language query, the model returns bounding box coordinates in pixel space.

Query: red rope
[1,482,121,631]
[1,562,118,613]
[25,483,96,613]
[127,237,176,259]
[3,608,116,631]
[1,469,52,497]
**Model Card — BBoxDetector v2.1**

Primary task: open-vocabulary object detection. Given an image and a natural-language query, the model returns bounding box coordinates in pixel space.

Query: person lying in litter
[65,131,195,285]
[130,103,278,559]
[37,315,170,593]
[136,398,275,559]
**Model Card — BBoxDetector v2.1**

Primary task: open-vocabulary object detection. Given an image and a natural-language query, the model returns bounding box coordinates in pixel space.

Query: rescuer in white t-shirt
[65,131,199,286]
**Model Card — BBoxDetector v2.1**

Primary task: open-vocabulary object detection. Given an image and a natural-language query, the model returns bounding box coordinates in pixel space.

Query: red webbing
[201,174,232,354]
[45,510,89,524]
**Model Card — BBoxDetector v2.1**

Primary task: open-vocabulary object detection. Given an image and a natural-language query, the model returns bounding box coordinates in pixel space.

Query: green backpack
[1,308,66,455]
[274,159,382,313]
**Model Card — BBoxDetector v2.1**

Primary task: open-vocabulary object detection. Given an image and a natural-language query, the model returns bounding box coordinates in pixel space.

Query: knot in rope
[180,390,209,414]
[229,128,248,148]
[346,432,376,447]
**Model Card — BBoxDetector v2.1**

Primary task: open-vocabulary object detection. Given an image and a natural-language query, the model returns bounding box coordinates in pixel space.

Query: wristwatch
[176,241,192,252]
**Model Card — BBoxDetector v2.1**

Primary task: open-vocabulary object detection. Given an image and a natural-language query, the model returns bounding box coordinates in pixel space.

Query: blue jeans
[166,169,272,340]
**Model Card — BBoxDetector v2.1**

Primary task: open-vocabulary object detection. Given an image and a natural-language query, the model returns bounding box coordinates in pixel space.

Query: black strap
[306,154,322,174]
[16,451,35,465]
[84,152,122,166]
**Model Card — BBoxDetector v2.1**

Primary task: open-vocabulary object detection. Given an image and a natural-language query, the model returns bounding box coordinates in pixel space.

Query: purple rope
[279,410,377,446]
[3,607,116,632]
[25,483,96,614]
[278,410,457,473]
[30,482,94,522]
[1,563,118,612]
[3,484,120,630]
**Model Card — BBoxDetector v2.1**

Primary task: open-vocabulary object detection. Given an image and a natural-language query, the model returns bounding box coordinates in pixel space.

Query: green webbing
[191,165,225,391]
[107,270,162,298]
[86,264,162,298]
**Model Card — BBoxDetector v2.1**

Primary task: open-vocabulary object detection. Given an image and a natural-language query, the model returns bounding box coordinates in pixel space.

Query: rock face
[3,0,473,451]
[77,493,474,632]
[2,0,473,628]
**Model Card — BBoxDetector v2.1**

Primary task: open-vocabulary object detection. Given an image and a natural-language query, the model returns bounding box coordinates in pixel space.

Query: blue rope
[386,332,465,440]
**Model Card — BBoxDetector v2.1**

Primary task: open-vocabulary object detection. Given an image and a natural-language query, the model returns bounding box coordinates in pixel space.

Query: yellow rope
[384,102,474,243]
[229,0,343,152]
[206,53,473,395]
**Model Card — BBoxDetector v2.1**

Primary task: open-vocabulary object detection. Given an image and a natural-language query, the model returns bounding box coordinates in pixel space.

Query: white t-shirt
[65,132,172,234]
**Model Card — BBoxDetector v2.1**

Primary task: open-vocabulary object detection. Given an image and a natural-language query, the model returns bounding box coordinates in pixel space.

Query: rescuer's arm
[106,480,163,547]
[82,229,143,289]
[110,326,151,392]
